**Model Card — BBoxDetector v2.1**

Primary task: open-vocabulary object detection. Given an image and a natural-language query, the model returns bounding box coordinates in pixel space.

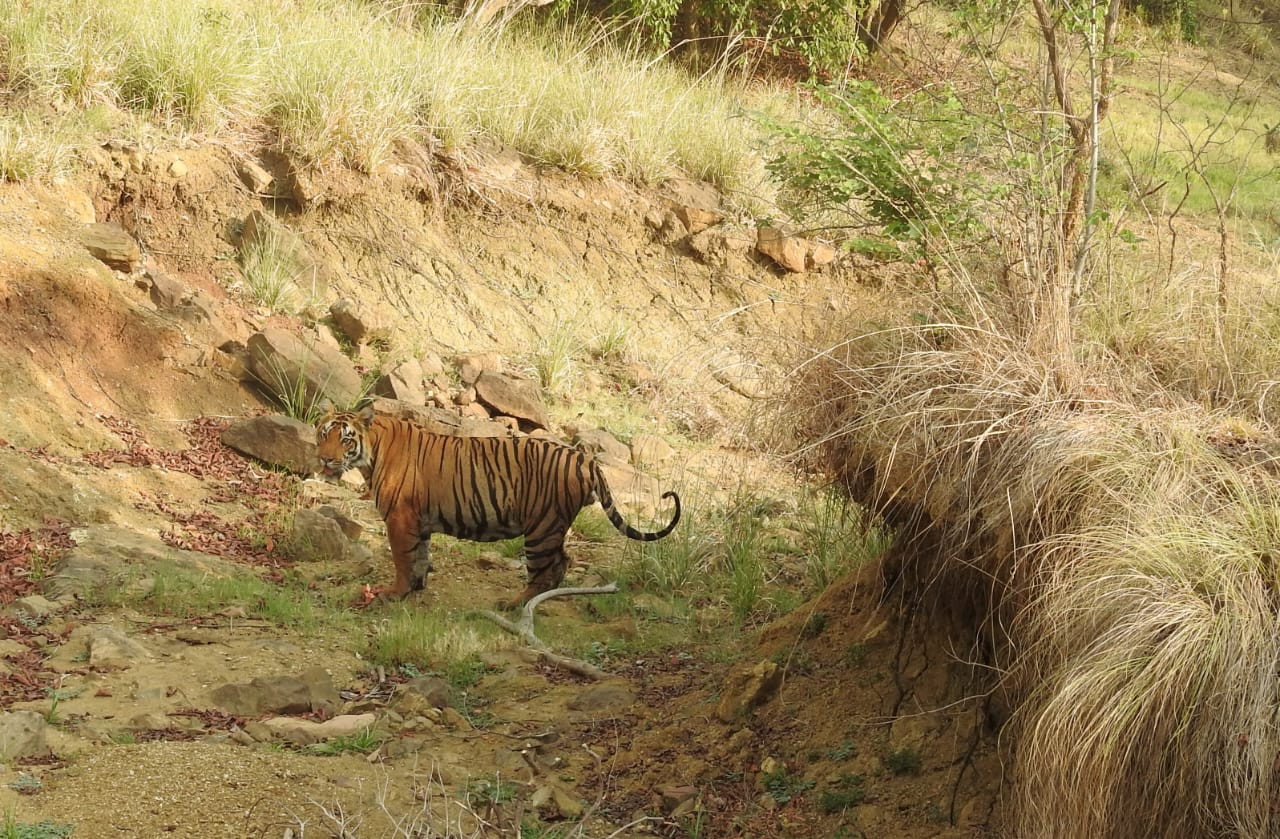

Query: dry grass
[784,323,1280,838]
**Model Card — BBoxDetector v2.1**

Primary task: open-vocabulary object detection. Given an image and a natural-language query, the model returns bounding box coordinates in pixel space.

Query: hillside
[0,136,985,838]
[1,1,1279,838]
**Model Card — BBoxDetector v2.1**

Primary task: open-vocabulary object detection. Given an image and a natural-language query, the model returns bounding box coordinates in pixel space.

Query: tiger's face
[314,408,373,478]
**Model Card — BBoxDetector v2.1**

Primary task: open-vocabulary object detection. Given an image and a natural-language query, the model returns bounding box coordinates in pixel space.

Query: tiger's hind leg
[502,532,570,609]
[410,538,434,592]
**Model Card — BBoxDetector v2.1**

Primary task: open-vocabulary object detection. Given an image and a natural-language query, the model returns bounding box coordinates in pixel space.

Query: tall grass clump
[109,0,263,132]
[364,604,510,670]
[784,323,1280,838]
[265,7,428,171]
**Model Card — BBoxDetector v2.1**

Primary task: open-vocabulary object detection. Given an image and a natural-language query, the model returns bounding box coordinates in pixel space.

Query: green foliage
[799,490,889,591]
[766,82,985,257]
[820,773,867,812]
[554,0,865,77]
[304,727,384,756]
[5,775,42,795]
[465,776,519,807]
[1124,0,1197,40]
[800,610,828,638]
[762,766,815,804]
[362,603,505,671]
[884,746,921,775]
[441,654,490,692]
[0,813,72,839]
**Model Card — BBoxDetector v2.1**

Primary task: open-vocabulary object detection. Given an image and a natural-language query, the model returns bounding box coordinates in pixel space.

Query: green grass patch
[304,727,383,756]
[362,603,509,671]
[0,813,71,839]
[82,560,354,634]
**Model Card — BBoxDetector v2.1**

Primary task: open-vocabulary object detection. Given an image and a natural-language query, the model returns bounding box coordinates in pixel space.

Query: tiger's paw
[354,584,411,608]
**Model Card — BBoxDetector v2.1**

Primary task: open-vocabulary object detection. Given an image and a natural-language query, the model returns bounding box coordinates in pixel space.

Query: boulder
[210,667,340,716]
[82,222,141,272]
[245,327,363,410]
[474,370,550,430]
[220,413,317,475]
[575,428,630,465]
[374,360,427,406]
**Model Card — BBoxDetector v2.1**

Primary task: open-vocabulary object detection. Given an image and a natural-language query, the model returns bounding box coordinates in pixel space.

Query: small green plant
[845,642,868,668]
[884,746,921,775]
[826,739,855,760]
[305,727,384,756]
[819,773,866,813]
[529,320,583,395]
[465,776,519,807]
[237,226,313,314]
[800,610,828,639]
[571,508,621,544]
[0,811,72,839]
[6,774,42,795]
[518,817,569,838]
[43,684,80,726]
[441,654,489,693]
[799,490,889,592]
[762,767,815,805]
[721,502,766,626]
[589,317,633,362]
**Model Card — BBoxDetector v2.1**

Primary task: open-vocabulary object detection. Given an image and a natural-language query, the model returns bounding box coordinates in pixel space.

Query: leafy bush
[552,0,866,77]
[766,81,984,258]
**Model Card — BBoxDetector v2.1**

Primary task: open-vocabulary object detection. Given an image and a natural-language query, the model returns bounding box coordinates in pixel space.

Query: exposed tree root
[474,584,618,681]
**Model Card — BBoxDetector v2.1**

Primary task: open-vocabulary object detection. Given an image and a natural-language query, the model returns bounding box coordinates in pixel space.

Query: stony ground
[0,146,1000,838]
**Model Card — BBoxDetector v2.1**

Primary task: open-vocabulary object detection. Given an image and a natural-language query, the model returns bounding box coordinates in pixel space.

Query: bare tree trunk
[1024,0,1121,377]
[858,0,906,54]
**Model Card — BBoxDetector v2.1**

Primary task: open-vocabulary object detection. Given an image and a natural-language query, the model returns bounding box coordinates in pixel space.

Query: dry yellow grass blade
[784,323,1280,838]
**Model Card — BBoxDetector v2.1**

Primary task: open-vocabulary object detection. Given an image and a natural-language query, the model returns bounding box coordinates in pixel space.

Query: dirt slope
[0,145,998,838]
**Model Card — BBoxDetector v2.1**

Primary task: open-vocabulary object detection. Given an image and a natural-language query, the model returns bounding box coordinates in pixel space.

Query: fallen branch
[474,584,618,681]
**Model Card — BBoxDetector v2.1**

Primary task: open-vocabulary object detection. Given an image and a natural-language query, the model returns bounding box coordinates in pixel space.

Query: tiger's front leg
[369,506,422,603]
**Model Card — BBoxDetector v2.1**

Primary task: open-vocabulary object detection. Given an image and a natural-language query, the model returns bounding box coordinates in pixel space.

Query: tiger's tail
[590,460,681,541]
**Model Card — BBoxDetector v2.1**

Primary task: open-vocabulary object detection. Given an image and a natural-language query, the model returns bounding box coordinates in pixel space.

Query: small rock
[261,713,376,747]
[402,676,453,709]
[756,226,808,273]
[12,594,62,620]
[716,660,783,723]
[210,667,340,716]
[146,269,189,310]
[89,626,152,670]
[0,711,51,761]
[374,360,427,406]
[289,508,367,563]
[167,158,188,178]
[454,351,503,385]
[329,299,378,345]
[566,681,636,714]
[82,222,141,272]
[238,159,274,194]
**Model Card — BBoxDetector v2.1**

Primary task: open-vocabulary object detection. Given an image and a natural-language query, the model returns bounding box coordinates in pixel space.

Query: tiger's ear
[357,404,376,424]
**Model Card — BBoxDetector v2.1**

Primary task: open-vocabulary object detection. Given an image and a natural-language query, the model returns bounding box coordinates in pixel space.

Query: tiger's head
[314,406,376,478]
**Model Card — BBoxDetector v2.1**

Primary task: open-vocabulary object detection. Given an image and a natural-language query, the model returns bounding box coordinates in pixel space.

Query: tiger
[314,406,681,607]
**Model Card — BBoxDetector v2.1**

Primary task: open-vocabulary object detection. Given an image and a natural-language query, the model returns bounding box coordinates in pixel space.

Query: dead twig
[474,584,618,680]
